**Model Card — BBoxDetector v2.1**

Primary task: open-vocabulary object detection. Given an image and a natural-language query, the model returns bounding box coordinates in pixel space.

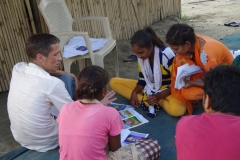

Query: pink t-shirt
[176,113,240,160]
[58,101,124,160]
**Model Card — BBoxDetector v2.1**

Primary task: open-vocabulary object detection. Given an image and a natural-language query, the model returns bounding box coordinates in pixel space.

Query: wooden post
[131,0,141,30]
[29,0,42,33]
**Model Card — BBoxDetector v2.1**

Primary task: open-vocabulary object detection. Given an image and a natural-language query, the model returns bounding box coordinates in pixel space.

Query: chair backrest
[38,0,75,50]
[38,0,73,32]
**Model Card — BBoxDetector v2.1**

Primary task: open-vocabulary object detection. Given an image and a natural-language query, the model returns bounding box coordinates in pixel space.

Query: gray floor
[0,91,20,156]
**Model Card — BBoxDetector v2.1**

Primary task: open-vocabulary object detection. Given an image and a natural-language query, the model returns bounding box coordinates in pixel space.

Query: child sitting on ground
[110,27,186,117]
[58,65,161,159]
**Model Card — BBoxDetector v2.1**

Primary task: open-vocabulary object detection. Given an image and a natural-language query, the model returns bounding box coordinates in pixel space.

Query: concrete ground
[0,91,18,156]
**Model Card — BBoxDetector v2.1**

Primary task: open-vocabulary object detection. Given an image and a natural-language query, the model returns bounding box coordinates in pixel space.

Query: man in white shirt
[7,33,76,152]
[7,33,117,152]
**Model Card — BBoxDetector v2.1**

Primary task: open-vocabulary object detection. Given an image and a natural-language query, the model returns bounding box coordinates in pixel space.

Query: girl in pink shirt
[58,65,124,159]
[58,65,161,160]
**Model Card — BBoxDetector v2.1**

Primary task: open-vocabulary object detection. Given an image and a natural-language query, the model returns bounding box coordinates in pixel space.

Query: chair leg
[94,59,104,69]
[78,59,86,72]
[112,46,119,77]
[63,60,71,73]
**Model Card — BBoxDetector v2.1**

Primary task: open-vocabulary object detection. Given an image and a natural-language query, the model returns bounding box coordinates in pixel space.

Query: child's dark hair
[75,65,109,100]
[166,23,195,46]
[204,65,240,115]
[130,27,164,49]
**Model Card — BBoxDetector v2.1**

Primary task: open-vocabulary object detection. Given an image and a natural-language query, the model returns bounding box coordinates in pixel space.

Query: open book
[110,102,134,111]
[121,129,149,146]
[174,63,202,90]
[119,108,149,129]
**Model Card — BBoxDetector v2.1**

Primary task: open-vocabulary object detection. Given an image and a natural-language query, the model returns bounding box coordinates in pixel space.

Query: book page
[110,102,134,111]
[110,102,127,111]
[121,130,149,146]
[120,129,131,143]
[120,109,149,129]
[175,63,202,89]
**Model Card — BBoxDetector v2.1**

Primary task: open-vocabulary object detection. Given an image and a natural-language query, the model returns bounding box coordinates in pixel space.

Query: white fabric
[234,50,240,59]
[174,63,203,90]
[138,46,162,95]
[7,62,73,152]
[148,105,155,114]
[63,36,108,58]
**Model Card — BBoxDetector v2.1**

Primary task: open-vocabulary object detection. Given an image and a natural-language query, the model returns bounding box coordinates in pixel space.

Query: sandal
[224,21,240,27]
[124,55,138,62]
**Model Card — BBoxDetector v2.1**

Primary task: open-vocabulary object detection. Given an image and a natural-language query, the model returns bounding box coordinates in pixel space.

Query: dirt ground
[113,0,240,81]
[1,0,240,157]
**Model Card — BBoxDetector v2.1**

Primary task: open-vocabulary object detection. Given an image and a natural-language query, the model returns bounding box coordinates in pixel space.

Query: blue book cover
[109,102,126,111]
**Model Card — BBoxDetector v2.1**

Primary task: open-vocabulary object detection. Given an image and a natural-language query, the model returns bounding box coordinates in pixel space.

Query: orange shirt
[196,34,233,72]
[171,34,234,114]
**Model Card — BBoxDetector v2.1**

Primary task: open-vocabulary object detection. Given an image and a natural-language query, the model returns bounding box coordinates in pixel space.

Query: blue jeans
[59,74,76,100]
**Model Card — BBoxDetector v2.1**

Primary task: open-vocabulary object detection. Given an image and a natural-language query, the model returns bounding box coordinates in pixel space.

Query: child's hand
[183,78,194,88]
[100,90,117,106]
[146,95,158,105]
[183,78,204,88]
[130,92,139,108]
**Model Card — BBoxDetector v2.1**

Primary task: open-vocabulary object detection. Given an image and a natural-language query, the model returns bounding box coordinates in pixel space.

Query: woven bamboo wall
[0,0,35,92]
[0,0,181,92]
[37,0,181,40]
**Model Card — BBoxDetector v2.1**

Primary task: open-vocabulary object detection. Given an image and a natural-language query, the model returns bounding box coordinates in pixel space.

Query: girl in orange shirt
[166,23,234,114]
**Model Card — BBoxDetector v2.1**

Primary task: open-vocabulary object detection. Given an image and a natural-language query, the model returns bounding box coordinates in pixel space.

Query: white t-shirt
[7,62,73,152]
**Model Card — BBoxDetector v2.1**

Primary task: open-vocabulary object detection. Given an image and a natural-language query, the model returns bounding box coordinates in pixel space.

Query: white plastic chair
[38,0,119,76]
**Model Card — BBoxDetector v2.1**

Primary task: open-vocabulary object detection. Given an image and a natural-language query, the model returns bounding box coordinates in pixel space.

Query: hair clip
[89,87,97,93]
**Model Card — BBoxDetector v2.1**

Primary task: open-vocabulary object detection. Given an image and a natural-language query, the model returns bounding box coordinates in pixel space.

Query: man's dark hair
[204,65,240,115]
[75,65,109,100]
[26,33,60,61]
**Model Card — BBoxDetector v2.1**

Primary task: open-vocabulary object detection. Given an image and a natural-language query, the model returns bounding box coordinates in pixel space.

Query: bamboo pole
[0,28,6,92]
[0,33,8,91]
[8,0,27,62]
[13,0,28,60]
[0,2,12,90]
[25,0,37,34]
[131,0,141,30]
[36,0,48,33]
[29,0,42,33]
[0,1,16,67]
[111,0,119,39]
[88,0,98,37]
[17,0,31,40]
